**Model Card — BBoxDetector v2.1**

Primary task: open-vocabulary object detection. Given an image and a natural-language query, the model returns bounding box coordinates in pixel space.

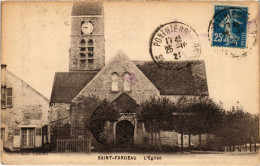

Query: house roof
[71,2,103,16]
[50,60,208,103]
[3,69,49,102]
[134,60,208,96]
[50,71,98,103]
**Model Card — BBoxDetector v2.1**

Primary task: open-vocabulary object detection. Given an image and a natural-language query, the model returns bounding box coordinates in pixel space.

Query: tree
[190,97,223,148]
[249,114,259,152]
[138,97,176,150]
[173,96,191,149]
[70,95,121,150]
[173,96,223,149]
[218,103,259,152]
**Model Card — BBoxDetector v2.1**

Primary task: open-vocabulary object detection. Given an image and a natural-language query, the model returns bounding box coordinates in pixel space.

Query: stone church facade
[49,2,209,150]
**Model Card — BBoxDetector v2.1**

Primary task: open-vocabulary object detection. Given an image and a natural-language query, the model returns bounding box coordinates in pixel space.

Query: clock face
[81,22,94,34]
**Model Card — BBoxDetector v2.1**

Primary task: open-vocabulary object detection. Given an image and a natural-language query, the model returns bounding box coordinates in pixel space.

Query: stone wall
[161,95,199,103]
[49,103,71,124]
[178,133,208,148]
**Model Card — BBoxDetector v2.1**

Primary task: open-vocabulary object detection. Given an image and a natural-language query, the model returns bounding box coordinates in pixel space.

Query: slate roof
[50,71,98,103]
[112,92,139,113]
[71,2,103,16]
[135,60,208,96]
[50,60,208,103]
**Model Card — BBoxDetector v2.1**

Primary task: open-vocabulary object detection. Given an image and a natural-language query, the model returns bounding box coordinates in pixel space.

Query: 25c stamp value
[212,6,248,48]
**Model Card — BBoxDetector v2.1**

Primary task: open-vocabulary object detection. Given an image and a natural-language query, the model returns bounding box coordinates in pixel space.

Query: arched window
[111,73,119,92]
[88,39,93,45]
[123,73,131,92]
[80,39,86,45]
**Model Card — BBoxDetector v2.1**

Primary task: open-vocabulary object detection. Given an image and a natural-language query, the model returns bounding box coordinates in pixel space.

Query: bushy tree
[70,95,120,149]
[138,97,177,150]
[137,96,259,152]
[173,96,223,148]
[219,104,259,151]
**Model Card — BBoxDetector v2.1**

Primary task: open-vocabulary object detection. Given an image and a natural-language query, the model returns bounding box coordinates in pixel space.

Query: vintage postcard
[1,1,259,165]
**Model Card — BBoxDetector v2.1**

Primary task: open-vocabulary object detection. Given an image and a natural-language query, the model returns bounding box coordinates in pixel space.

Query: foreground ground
[1,151,259,165]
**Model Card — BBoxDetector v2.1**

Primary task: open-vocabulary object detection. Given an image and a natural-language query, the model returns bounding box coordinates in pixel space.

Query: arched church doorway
[116,120,134,148]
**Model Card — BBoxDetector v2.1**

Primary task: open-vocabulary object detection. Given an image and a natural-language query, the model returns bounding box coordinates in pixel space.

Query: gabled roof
[1,67,49,102]
[50,71,98,103]
[135,60,208,96]
[72,50,160,102]
[71,2,103,16]
[50,59,208,103]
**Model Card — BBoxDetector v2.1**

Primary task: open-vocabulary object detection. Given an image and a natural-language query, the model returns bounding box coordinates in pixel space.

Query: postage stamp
[149,22,201,69]
[208,4,258,58]
[212,6,248,48]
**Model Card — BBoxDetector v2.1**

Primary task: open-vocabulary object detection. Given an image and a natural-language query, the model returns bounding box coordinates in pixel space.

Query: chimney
[1,64,7,87]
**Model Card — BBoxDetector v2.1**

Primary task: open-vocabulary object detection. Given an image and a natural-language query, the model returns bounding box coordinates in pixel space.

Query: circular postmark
[208,6,258,58]
[90,105,135,146]
[149,21,201,70]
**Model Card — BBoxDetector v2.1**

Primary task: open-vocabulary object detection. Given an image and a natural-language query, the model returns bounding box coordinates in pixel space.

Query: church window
[87,47,94,51]
[88,52,94,58]
[111,73,119,92]
[80,47,86,51]
[80,39,86,45]
[88,59,94,64]
[88,39,93,45]
[123,73,131,92]
[80,53,86,58]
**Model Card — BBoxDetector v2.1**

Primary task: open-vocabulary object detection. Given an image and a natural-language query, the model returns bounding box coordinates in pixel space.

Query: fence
[224,143,259,152]
[56,138,90,152]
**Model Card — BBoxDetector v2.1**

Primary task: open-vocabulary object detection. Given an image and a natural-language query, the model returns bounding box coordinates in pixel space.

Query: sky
[2,1,259,114]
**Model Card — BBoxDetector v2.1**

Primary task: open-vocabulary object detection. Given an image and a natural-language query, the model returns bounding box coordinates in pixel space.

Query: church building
[49,2,209,151]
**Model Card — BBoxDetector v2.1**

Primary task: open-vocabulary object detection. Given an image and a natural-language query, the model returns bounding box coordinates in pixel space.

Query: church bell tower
[69,2,105,71]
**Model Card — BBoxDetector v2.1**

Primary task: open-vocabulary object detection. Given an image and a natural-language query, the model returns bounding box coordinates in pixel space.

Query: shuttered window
[1,128,5,140]
[1,87,12,108]
[1,88,6,108]
[6,88,12,106]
